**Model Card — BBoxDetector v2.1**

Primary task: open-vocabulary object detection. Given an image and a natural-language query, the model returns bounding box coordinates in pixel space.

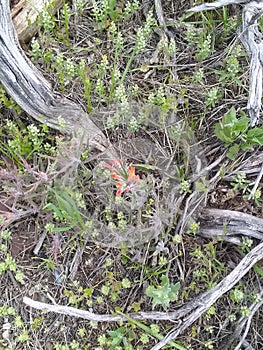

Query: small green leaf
[145,275,180,309]
[227,143,239,160]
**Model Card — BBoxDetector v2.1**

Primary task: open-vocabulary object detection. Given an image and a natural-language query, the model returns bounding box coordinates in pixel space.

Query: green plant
[53,53,77,86]
[230,172,249,191]
[215,108,249,144]
[239,306,251,317]
[61,2,72,41]
[191,242,225,289]
[92,0,119,28]
[107,326,134,350]
[230,173,262,207]
[205,87,221,108]
[120,10,156,83]
[145,275,180,309]
[38,3,56,33]
[78,59,92,113]
[196,33,213,61]
[187,221,200,235]
[116,310,187,350]
[215,108,263,159]
[230,287,245,303]
[0,85,22,113]
[2,118,52,159]
[92,0,139,29]
[215,45,243,86]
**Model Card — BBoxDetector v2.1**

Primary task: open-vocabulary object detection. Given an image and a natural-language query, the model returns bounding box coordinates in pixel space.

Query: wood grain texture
[11,0,62,43]
[188,0,263,125]
[1,0,114,155]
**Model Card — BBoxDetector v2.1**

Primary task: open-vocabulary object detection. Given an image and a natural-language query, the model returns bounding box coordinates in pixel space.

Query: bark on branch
[188,0,263,125]
[0,0,115,156]
[23,240,263,350]
[199,208,263,243]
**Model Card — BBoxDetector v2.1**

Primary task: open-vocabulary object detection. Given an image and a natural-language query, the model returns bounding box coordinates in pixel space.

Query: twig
[248,161,263,199]
[154,0,173,37]
[199,208,263,241]
[188,0,263,125]
[188,0,249,13]
[150,241,263,350]
[223,290,263,350]
[23,241,263,347]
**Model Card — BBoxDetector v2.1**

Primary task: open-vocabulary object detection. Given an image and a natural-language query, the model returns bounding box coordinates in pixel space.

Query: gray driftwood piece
[199,208,263,243]
[23,241,263,349]
[0,0,113,154]
[189,0,263,126]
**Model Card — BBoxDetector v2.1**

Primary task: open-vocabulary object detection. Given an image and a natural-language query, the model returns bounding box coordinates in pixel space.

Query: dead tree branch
[199,208,263,243]
[23,241,263,349]
[188,0,263,125]
[0,0,115,157]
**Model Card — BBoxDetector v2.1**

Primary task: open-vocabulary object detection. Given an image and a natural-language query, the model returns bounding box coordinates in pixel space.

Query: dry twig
[188,0,263,125]
[23,241,263,348]
[222,290,263,350]
[199,208,263,242]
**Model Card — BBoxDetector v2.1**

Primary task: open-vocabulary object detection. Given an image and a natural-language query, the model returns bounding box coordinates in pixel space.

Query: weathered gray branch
[189,0,263,125]
[189,0,249,12]
[199,208,263,242]
[151,240,263,350]
[0,0,114,155]
[23,241,263,350]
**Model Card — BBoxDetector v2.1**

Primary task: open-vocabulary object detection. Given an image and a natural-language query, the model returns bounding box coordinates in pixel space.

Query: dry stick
[150,241,263,350]
[188,0,249,13]
[223,290,263,350]
[199,208,263,241]
[23,241,263,325]
[241,340,256,350]
[248,161,263,199]
[238,1,263,126]
[154,0,174,38]
[0,0,115,157]
[188,0,263,125]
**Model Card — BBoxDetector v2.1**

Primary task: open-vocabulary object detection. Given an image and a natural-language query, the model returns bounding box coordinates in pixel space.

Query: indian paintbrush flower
[102,159,140,196]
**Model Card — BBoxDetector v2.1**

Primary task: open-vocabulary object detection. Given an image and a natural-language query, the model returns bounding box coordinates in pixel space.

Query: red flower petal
[102,162,115,171]
[116,189,123,196]
[111,173,121,180]
[128,166,140,181]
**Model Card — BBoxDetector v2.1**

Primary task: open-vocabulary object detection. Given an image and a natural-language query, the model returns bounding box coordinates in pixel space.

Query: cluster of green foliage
[215,107,263,159]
